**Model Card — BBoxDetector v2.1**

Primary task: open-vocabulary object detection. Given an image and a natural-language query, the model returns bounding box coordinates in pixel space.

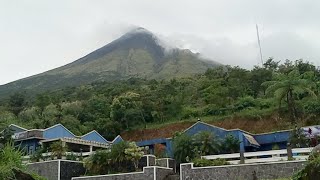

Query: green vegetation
[192,158,230,167]
[0,59,319,141]
[0,142,45,180]
[292,152,320,180]
[173,131,240,164]
[84,141,144,175]
[50,141,68,159]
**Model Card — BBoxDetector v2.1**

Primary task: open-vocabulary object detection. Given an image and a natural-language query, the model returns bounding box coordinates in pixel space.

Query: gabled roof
[81,130,109,143]
[184,121,291,136]
[112,135,123,143]
[1,124,28,133]
[44,124,76,137]
[9,124,28,131]
[183,121,229,133]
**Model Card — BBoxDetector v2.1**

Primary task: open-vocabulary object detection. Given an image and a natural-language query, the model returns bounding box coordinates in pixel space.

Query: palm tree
[173,133,195,164]
[193,131,220,156]
[50,141,68,159]
[262,69,316,122]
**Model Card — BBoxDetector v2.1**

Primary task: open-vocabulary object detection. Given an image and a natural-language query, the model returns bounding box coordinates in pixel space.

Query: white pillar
[90,146,93,153]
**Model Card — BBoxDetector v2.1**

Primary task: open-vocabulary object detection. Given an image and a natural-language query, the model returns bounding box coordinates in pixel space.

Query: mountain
[0,27,220,98]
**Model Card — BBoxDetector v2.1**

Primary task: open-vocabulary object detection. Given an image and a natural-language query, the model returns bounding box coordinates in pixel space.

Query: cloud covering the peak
[0,0,320,84]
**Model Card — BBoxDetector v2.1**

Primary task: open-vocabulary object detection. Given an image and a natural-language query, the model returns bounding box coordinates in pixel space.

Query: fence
[22,151,93,163]
[71,166,174,180]
[180,160,306,180]
[202,147,312,164]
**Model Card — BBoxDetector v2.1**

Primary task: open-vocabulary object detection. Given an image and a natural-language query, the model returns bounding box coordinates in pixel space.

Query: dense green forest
[0,59,319,140]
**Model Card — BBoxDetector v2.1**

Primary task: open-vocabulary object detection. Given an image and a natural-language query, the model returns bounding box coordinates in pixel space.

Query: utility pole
[256,24,263,66]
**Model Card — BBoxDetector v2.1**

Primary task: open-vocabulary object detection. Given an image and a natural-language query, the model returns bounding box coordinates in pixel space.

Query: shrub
[30,147,46,162]
[292,152,320,180]
[173,133,196,164]
[66,152,77,161]
[124,142,144,170]
[154,143,167,158]
[84,150,112,175]
[193,158,230,167]
[221,134,240,153]
[193,131,220,156]
[235,96,256,111]
[203,105,228,116]
[50,141,68,159]
[289,127,309,148]
[181,106,202,119]
[304,99,320,115]
[0,142,25,179]
[272,144,280,150]
[0,142,45,179]
[84,141,144,175]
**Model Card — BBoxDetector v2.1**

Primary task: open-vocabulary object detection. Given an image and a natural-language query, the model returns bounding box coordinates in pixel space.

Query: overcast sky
[1,0,320,85]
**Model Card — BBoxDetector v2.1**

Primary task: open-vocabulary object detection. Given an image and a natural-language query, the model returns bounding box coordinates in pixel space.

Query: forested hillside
[0,59,319,140]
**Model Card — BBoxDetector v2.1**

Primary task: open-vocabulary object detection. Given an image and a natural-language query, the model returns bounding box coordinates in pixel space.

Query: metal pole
[256,24,264,65]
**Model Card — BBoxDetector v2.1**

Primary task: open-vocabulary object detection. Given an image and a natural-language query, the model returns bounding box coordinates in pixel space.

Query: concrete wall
[27,160,85,180]
[156,158,176,173]
[139,155,156,168]
[180,160,306,180]
[72,166,173,180]
[60,161,86,180]
[27,160,59,180]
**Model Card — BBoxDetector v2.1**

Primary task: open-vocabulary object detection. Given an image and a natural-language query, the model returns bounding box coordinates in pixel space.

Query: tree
[84,141,142,175]
[35,94,51,115]
[173,133,195,164]
[9,92,26,116]
[30,147,46,162]
[193,131,220,156]
[110,92,145,130]
[249,66,273,97]
[109,141,130,165]
[50,141,68,159]
[221,134,240,153]
[124,142,144,170]
[84,150,111,175]
[263,57,279,71]
[263,69,316,121]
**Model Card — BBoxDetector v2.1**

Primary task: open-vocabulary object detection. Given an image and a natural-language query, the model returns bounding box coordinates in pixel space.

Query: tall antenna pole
[256,24,263,65]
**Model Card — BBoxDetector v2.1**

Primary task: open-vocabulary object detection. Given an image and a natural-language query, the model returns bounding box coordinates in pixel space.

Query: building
[135,121,317,157]
[4,124,122,155]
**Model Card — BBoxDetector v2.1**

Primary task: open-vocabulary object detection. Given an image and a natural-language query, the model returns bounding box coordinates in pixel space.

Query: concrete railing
[72,166,174,180]
[180,160,307,180]
[202,147,312,164]
[22,151,93,163]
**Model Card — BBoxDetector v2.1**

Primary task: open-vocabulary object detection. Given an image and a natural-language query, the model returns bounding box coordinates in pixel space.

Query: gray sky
[1,0,320,85]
